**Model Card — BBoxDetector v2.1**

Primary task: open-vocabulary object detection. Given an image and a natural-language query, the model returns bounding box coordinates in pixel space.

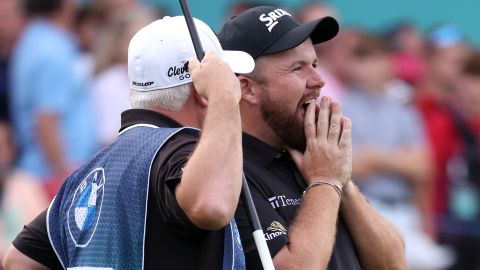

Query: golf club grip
[179,0,204,61]
[253,230,275,270]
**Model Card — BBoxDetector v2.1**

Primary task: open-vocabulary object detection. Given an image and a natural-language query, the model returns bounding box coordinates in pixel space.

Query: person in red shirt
[414,24,480,269]
[414,24,470,229]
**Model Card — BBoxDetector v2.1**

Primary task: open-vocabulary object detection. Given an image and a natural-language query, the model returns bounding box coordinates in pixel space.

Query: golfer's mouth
[301,99,315,117]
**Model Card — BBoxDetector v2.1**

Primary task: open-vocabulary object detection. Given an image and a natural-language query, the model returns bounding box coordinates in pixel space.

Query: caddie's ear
[238,75,261,105]
[192,85,208,107]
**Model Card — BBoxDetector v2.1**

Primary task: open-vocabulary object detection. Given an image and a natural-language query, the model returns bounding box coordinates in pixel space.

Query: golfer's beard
[260,92,306,152]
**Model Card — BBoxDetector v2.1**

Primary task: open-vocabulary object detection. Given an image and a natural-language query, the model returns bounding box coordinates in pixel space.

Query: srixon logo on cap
[259,8,291,33]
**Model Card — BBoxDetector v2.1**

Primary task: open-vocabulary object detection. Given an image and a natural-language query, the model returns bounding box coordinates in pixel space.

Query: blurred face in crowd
[0,0,24,56]
[429,43,470,89]
[297,4,359,86]
[317,30,360,84]
[395,26,425,54]
[61,0,78,29]
[455,73,480,116]
[352,51,393,92]
[75,12,99,52]
[94,8,156,74]
[351,36,394,92]
[247,39,324,150]
[117,20,149,64]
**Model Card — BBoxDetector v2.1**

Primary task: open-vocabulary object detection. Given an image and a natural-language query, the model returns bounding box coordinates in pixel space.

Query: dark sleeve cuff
[12,209,63,269]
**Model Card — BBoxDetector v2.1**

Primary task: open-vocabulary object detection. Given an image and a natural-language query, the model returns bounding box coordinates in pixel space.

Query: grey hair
[129,82,193,111]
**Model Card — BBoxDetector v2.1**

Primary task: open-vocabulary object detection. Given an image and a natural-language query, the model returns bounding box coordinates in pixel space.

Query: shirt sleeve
[12,209,63,270]
[149,129,207,237]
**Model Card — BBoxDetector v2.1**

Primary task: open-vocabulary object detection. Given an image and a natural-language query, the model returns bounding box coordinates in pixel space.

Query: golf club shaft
[179,0,204,60]
[178,1,275,269]
[241,174,275,270]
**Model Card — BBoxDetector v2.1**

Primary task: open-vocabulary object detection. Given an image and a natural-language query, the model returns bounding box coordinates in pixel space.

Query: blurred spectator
[297,2,359,102]
[75,6,99,56]
[9,0,98,199]
[386,23,427,86]
[413,23,471,240]
[90,0,137,26]
[383,23,427,104]
[436,52,480,270]
[0,0,24,167]
[343,33,454,270]
[0,0,24,264]
[0,0,24,122]
[224,1,264,18]
[453,52,480,124]
[91,6,157,146]
[73,6,101,89]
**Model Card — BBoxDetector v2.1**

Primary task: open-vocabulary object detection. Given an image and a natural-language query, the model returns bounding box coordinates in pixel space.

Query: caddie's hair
[129,83,192,111]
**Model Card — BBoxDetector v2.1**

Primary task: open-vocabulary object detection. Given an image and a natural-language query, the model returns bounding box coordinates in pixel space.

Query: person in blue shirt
[9,0,97,195]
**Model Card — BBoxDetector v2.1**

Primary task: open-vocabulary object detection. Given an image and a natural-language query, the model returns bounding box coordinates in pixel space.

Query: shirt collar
[119,109,182,133]
[120,110,291,167]
[242,132,288,167]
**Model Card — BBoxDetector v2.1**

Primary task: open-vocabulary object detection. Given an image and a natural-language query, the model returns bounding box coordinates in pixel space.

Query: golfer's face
[258,38,325,150]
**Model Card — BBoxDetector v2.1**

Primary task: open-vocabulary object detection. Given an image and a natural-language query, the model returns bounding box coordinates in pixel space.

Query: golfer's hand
[289,96,352,188]
[189,50,241,103]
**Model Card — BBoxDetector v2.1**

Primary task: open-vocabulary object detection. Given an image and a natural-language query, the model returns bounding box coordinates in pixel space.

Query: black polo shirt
[12,109,225,270]
[236,133,362,270]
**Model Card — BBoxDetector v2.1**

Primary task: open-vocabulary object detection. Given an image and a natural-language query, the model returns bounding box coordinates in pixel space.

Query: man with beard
[218,6,407,269]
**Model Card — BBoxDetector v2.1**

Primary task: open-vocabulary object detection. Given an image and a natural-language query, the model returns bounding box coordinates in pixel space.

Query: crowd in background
[1,0,479,269]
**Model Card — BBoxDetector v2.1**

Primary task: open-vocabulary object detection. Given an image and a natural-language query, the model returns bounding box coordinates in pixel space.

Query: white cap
[128,16,255,92]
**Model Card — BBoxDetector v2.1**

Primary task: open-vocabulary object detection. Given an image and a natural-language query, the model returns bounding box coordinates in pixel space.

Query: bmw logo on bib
[67,167,105,247]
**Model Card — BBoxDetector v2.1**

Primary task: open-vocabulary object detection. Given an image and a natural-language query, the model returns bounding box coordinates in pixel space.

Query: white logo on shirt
[264,221,287,241]
[268,195,301,209]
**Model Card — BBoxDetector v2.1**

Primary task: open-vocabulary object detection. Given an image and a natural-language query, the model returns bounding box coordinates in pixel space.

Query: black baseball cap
[218,6,339,59]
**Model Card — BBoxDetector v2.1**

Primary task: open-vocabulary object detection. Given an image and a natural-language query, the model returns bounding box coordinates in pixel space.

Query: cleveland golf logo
[167,62,191,81]
[264,221,287,241]
[259,8,291,32]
